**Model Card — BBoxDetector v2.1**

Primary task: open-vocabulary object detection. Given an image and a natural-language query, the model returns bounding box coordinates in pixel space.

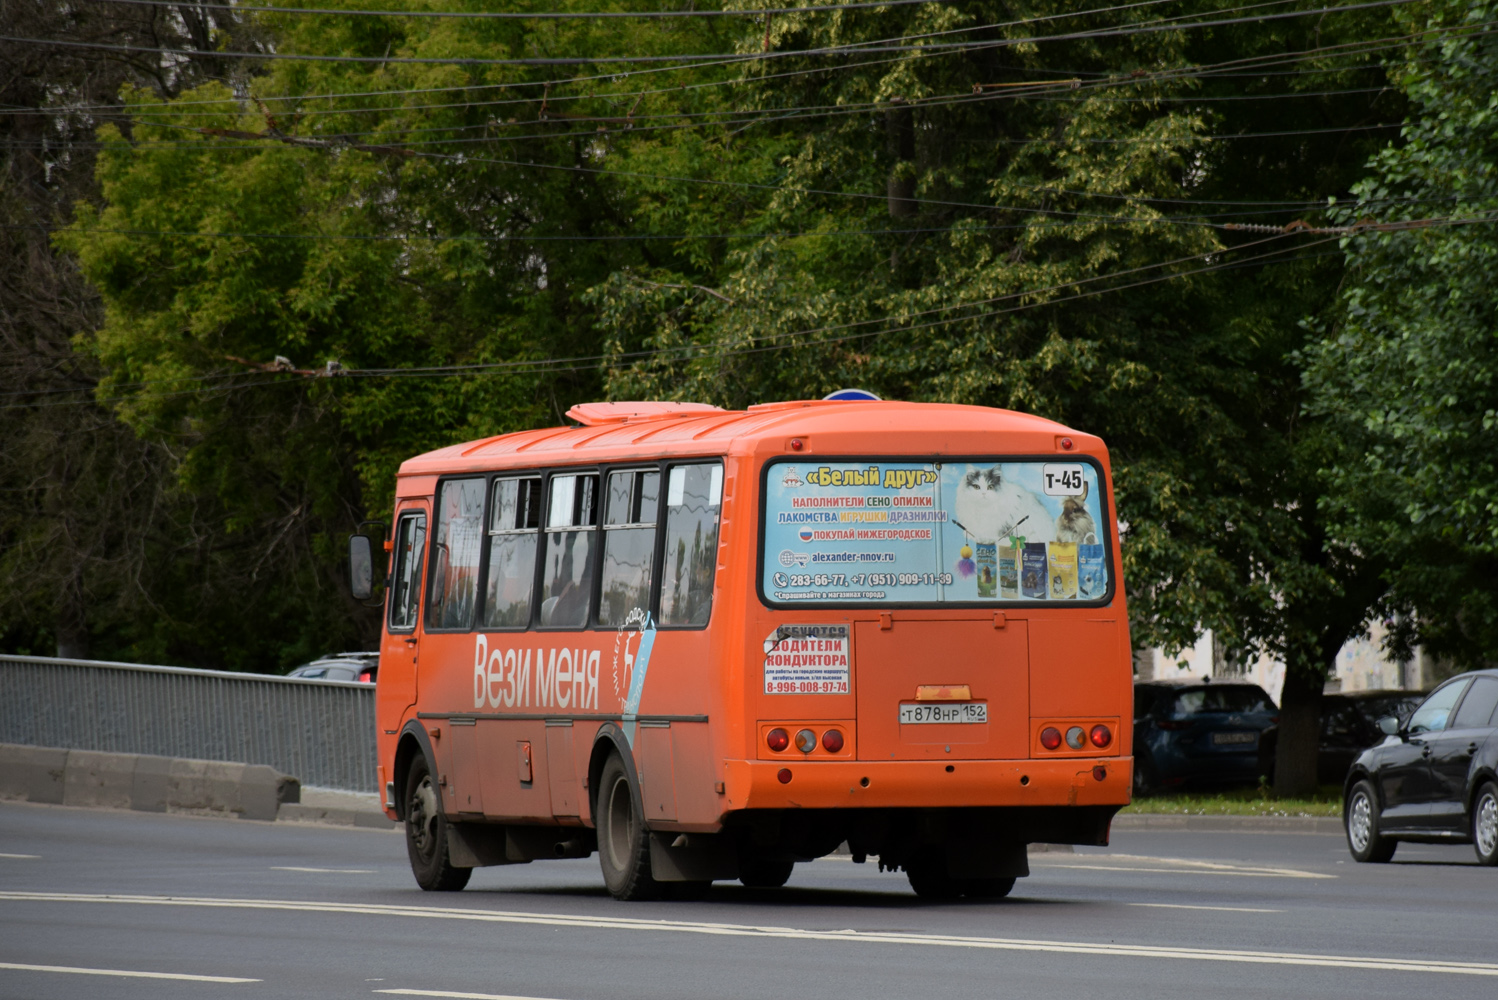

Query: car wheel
[595,752,660,901]
[1472,782,1498,867]
[1132,754,1159,797]
[1344,779,1396,864]
[403,755,471,892]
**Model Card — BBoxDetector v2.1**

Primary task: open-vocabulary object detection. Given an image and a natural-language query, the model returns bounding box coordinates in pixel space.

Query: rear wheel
[595,753,660,901]
[403,755,471,892]
[961,877,1017,899]
[738,854,794,889]
[1472,782,1498,867]
[1345,779,1396,864]
[905,858,963,900]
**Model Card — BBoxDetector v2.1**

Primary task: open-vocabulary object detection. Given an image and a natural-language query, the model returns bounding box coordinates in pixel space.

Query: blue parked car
[1133,680,1279,795]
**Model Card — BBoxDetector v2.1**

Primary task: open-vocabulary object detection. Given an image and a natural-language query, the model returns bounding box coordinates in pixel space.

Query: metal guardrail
[0,654,377,791]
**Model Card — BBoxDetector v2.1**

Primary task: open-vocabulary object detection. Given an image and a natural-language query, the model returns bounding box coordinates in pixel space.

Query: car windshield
[1168,686,1273,718]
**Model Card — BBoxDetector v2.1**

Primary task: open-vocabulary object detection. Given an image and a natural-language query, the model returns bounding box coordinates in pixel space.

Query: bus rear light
[1040,727,1062,750]
[777,768,793,784]
[821,729,845,753]
[1090,724,1112,748]
[1093,766,1108,782]
[766,728,790,752]
[795,729,817,753]
[1065,726,1086,749]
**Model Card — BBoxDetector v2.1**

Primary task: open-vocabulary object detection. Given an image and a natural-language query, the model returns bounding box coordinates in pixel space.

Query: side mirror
[348,534,375,601]
[1377,715,1400,737]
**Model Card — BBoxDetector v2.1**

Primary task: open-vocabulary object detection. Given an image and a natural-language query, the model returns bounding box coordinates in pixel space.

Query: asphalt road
[1,801,1494,1000]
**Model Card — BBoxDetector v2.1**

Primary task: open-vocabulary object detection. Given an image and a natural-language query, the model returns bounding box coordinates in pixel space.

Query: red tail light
[1040,727,1062,750]
[1090,724,1112,748]
[766,728,789,752]
[821,729,845,753]
[1156,719,1191,731]
[777,768,792,784]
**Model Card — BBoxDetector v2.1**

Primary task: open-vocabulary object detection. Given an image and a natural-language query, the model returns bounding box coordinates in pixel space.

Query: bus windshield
[762,458,1112,605]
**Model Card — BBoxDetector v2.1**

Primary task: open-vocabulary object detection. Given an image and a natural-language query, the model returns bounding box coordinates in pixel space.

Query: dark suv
[1133,680,1279,794]
[1344,670,1498,865]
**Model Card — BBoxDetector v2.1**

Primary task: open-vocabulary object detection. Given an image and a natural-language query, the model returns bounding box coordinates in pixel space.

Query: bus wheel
[403,755,471,892]
[905,859,961,900]
[961,877,1017,899]
[738,854,794,888]
[596,753,660,901]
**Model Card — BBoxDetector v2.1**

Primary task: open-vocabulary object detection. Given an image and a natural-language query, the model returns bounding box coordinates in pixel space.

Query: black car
[287,652,379,683]
[1344,670,1498,865]
[1133,680,1280,794]
[1259,690,1425,786]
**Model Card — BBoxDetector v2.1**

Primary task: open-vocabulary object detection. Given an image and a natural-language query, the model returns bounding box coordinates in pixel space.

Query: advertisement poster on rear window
[762,460,1110,605]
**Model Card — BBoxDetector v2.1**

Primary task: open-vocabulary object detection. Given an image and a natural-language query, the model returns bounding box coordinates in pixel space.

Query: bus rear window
[761,459,1111,606]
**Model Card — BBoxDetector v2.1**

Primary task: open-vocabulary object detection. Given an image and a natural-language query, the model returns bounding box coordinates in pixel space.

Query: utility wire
[0,0,1426,68]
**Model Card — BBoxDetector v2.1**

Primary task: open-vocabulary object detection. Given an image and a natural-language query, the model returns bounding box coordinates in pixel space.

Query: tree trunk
[1273,661,1324,797]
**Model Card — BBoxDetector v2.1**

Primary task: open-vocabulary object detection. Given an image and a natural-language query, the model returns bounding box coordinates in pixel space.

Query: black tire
[738,854,795,889]
[1344,779,1397,864]
[1132,754,1159,797]
[961,877,1017,899]
[595,752,660,901]
[1472,781,1498,867]
[905,858,962,900]
[403,754,471,892]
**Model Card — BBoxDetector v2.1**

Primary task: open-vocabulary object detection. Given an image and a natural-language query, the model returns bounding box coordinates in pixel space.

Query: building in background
[1134,621,1451,704]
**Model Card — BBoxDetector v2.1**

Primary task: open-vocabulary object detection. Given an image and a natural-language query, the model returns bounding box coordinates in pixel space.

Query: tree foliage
[1306,0,1498,666]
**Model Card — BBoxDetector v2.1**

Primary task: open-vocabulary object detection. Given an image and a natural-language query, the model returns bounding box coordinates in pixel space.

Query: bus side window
[389,513,426,631]
[481,476,541,629]
[540,473,599,628]
[659,463,723,627]
[599,469,660,626]
[426,478,486,630]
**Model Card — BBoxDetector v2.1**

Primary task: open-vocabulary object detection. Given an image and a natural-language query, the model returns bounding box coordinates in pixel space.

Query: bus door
[380,503,429,731]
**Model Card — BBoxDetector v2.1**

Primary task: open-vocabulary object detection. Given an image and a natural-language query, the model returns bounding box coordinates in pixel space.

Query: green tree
[590,0,1411,793]
[1306,0,1498,668]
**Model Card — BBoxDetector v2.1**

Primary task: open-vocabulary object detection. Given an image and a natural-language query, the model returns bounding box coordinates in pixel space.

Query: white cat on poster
[952,465,1056,543]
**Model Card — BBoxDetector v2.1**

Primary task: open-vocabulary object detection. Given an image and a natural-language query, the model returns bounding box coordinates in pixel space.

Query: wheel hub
[1477,793,1498,857]
[1348,792,1372,852]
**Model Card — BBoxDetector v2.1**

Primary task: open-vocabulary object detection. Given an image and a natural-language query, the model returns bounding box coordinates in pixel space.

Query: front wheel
[403,755,471,892]
[1345,779,1396,864]
[595,752,660,901]
[1472,782,1498,867]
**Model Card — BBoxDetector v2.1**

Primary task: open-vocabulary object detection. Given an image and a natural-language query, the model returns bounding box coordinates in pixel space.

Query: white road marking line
[0,853,40,859]
[1129,903,1283,913]
[270,866,375,873]
[375,991,571,999]
[0,961,257,983]
[1035,853,1333,879]
[1,890,1490,978]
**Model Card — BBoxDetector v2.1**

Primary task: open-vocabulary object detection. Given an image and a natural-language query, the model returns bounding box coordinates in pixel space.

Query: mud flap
[649,831,740,882]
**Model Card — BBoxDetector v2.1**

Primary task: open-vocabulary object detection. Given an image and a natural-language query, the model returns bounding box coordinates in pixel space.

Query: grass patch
[1121,784,1344,818]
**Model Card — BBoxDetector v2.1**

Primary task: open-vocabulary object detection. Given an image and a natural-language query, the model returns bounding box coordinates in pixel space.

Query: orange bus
[352,398,1132,900]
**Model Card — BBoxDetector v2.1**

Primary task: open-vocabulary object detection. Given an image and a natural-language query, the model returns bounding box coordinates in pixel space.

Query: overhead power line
[0,0,1426,68]
[95,0,982,19]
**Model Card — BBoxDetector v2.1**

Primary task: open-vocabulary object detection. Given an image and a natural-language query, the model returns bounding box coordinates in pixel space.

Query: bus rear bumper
[723,756,1131,812]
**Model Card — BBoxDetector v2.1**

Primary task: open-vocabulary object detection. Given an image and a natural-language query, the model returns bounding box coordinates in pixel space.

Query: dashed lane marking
[1128,903,1283,913]
[1033,853,1335,879]
[0,891,1490,977]
[270,866,375,873]
[0,961,257,983]
[0,853,40,859]
[375,991,570,999]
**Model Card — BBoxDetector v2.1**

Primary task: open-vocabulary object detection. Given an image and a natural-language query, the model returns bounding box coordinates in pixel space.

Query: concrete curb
[277,802,398,830]
[1114,813,1343,835]
[0,743,299,822]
